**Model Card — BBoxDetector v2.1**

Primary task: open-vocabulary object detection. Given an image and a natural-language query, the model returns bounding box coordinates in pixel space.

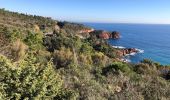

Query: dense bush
[93,43,116,58]
[102,62,132,75]
[0,55,64,99]
[24,31,43,50]
[57,21,91,33]
[53,47,73,68]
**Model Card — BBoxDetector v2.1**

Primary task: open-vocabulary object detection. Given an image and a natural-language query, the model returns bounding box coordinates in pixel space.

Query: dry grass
[11,39,28,61]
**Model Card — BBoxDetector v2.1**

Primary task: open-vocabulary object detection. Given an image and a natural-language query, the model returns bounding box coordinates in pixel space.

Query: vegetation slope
[0,8,170,100]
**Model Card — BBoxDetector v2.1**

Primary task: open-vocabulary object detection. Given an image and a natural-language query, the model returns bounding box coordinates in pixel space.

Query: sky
[0,0,170,24]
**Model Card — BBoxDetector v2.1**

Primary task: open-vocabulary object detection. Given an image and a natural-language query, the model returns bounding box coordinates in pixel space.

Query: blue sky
[0,0,170,24]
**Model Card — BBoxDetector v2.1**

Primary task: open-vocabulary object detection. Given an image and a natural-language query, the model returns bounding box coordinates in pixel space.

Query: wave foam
[112,45,144,54]
[112,46,125,49]
[121,58,131,62]
[125,52,136,56]
[136,48,144,53]
[125,48,144,56]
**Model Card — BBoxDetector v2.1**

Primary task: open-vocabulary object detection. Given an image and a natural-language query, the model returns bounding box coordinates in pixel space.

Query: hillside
[0,8,170,100]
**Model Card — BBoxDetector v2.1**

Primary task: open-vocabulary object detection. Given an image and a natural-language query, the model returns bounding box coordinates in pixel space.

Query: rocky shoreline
[51,23,143,62]
[117,48,139,56]
[88,29,141,60]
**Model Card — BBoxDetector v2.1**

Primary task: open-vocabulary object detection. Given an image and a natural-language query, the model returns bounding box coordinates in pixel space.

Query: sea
[83,23,170,65]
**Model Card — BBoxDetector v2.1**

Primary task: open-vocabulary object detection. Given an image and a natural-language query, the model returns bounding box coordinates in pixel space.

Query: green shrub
[92,52,107,67]
[78,54,93,66]
[93,43,116,58]
[80,43,93,55]
[134,62,158,75]
[141,59,154,66]
[24,31,43,50]
[10,29,23,42]
[43,32,66,52]
[53,47,73,68]
[102,62,132,75]
[0,55,64,99]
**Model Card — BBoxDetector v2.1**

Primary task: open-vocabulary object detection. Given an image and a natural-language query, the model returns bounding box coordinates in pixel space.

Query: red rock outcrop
[98,31,111,39]
[90,30,111,39]
[90,30,120,40]
[117,48,138,56]
[111,31,120,39]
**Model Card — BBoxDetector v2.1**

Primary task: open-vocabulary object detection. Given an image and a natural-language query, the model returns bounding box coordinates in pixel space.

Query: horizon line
[69,20,170,25]
[2,8,170,25]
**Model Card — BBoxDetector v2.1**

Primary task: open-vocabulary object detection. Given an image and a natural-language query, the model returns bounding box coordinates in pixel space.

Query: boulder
[111,31,120,39]
[117,48,138,56]
[122,48,138,56]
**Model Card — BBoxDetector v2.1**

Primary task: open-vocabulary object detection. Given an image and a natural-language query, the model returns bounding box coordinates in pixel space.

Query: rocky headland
[89,30,120,39]
[44,22,140,60]
[87,29,140,59]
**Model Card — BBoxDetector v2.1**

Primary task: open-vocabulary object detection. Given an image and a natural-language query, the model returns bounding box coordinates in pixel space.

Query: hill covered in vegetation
[0,8,170,100]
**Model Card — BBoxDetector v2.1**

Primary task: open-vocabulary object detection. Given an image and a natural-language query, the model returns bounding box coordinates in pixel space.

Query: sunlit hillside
[0,8,170,100]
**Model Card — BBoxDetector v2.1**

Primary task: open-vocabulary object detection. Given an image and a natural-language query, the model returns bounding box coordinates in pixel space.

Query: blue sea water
[83,23,170,65]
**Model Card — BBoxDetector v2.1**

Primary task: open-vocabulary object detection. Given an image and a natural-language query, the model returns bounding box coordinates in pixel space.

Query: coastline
[85,25,145,63]
[84,22,170,65]
[112,45,144,63]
